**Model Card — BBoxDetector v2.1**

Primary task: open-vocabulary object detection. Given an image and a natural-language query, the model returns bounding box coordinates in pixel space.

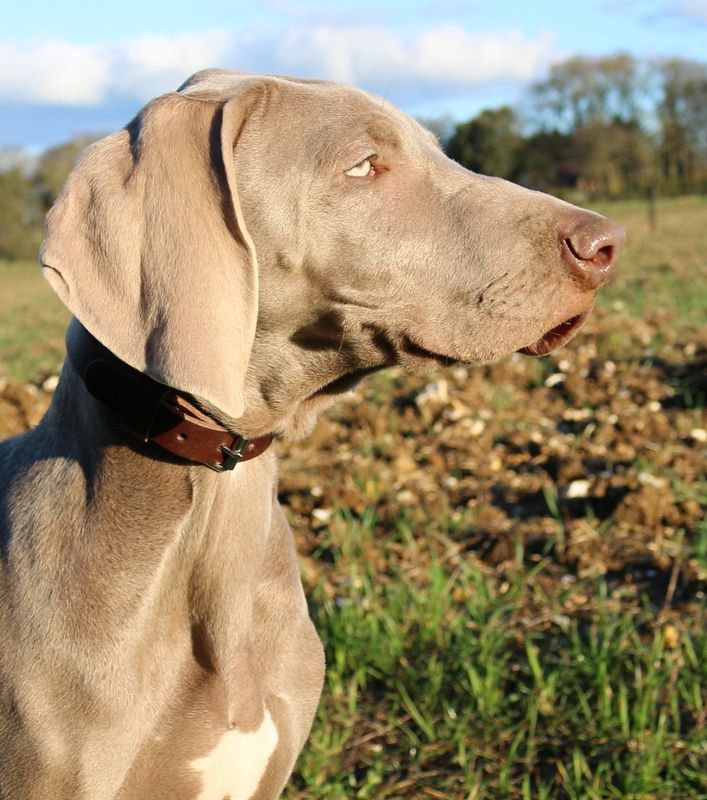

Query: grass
[0,260,69,381]
[1,197,706,798]
[591,195,707,331]
[289,509,706,799]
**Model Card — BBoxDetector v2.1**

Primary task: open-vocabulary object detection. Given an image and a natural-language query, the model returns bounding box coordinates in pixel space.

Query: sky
[1,0,706,151]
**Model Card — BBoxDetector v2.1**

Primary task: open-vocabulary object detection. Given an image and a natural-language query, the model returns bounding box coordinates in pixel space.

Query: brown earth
[1,307,705,621]
[279,308,706,625]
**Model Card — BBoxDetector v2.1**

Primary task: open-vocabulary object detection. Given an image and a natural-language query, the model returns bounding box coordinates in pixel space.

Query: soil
[2,307,705,619]
[279,310,706,623]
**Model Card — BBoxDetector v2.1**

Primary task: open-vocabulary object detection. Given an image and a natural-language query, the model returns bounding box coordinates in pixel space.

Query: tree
[34,135,99,211]
[572,120,655,199]
[0,168,42,261]
[529,53,647,132]
[657,59,707,193]
[446,106,522,179]
[515,130,577,191]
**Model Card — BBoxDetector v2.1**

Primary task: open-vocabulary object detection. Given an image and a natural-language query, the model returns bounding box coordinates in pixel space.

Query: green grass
[288,507,706,799]
[0,260,69,381]
[591,195,707,330]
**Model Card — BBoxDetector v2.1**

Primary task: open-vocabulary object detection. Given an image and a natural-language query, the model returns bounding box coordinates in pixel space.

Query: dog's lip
[517,311,590,357]
[400,336,456,365]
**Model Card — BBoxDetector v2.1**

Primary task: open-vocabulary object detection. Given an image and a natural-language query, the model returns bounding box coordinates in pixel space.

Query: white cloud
[276,25,557,87]
[672,0,707,21]
[276,26,408,85]
[0,40,110,104]
[0,31,232,105]
[0,25,557,106]
[414,27,555,83]
[108,32,234,98]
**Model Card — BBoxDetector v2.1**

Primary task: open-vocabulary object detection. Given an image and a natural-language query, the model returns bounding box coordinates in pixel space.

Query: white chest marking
[190,709,279,800]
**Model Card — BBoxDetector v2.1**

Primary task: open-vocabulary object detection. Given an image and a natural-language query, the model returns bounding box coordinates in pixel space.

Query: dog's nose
[560,214,625,289]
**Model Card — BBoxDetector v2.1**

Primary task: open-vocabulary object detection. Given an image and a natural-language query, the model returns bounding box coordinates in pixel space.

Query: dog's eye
[344,157,374,177]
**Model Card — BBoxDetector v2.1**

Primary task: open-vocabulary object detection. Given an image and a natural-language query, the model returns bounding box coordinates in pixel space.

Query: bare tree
[657,59,707,193]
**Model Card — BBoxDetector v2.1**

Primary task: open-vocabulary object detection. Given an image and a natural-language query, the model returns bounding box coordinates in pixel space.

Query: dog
[0,69,623,799]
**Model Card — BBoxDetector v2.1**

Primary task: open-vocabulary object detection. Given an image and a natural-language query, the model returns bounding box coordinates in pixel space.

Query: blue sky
[2,0,706,150]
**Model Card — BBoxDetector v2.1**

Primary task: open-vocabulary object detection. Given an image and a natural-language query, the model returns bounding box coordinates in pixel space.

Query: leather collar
[66,318,273,471]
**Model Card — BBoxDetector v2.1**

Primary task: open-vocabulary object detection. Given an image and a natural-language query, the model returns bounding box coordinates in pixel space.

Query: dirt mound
[2,308,705,613]
[0,377,52,440]
[279,310,706,612]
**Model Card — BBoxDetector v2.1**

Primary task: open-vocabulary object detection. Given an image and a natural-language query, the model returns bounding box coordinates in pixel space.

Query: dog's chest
[188,708,279,800]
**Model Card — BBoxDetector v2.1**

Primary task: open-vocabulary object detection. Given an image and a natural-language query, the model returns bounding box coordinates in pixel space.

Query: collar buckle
[205,437,248,472]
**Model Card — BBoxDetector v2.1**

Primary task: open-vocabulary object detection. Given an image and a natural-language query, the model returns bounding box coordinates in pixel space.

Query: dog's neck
[232,310,398,441]
[65,318,274,472]
[45,361,279,733]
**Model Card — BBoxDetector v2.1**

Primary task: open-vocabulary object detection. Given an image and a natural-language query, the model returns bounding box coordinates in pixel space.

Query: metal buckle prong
[207,436,248,472]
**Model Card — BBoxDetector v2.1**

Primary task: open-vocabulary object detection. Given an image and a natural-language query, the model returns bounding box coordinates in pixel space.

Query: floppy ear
[40,87,260,420]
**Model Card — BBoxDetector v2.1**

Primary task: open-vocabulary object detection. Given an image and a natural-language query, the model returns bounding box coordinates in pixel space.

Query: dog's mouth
[305,311,591,400]
[517,312,590,357]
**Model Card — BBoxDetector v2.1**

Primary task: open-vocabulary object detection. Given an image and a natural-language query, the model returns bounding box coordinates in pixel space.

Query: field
[1,196,706,798]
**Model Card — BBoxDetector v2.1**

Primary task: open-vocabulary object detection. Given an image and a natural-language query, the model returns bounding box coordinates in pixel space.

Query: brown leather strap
[66,318,273,471]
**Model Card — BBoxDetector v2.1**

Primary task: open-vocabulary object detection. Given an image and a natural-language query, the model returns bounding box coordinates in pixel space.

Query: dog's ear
[40,85,261,420]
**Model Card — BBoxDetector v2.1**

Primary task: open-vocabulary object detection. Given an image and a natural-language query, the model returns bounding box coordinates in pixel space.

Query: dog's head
[41,69,623,437]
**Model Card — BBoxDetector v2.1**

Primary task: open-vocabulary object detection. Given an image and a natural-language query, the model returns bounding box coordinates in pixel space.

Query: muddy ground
[2,305,704,625]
